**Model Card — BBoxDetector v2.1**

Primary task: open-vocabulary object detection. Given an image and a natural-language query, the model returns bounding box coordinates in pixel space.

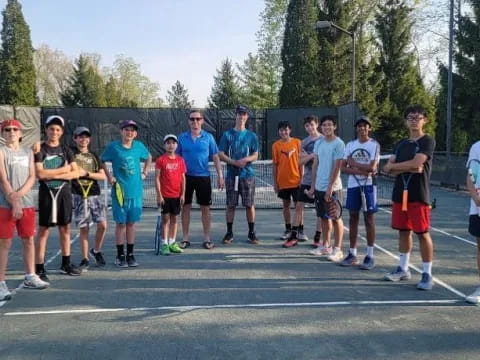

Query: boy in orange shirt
[272,121,302,244]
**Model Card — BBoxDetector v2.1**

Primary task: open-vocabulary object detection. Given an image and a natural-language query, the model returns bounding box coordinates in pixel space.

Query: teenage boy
[155,134,186,255]
[101,120,152,268]
[284,115,323,248]
[383,105,436,290]
[177,109,224,250]
[0,120,49,301]
[340,116,380,269]
[466,140,480,304]
[308,115,345,262]
[71,127,107,271]
[272,121,302,244]
[34,115,81,280]
[218,105,259,245]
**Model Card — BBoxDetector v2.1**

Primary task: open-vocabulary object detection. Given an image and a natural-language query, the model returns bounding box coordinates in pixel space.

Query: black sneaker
[36,269,50,283]
[89,248,106,267]
[78,259,89,273]
[248,232,259,245]
[126,254,138,267]
[222,232,234,244]
[60,263,82,276]
[115,254,128,268]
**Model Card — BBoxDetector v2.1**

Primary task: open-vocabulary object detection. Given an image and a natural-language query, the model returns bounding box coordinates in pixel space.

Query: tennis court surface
[1,185,480,360]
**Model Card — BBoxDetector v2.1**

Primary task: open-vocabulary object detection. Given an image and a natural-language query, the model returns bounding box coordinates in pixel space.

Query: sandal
[180,241,191,249]
[203,241,215,250]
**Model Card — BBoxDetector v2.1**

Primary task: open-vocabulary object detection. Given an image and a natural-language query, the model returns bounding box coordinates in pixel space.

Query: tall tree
[279,0,320,107]
[374,0,435,148]
[167,80,194,108]
[61,54,106,107]
[208,58,241,109]
[0,0,37,105]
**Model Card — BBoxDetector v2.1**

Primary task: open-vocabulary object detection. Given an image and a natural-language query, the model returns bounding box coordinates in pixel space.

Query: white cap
[45,115,65,127]
[163,134,178,143]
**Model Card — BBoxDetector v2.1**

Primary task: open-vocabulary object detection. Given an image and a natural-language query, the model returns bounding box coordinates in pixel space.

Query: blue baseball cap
[235,105,249,114]
[120,120,138,130]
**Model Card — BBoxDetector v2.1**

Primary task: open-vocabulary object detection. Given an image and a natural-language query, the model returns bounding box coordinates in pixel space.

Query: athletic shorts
[73,194,107,228]
[468,215,480,238]
[314,190,341,219]
[345,185,378,213]
[296,184,315,204]
[225,177,255,207]
[161,197,181,216]
[0,207,36,238]
[278,187,299,202]
[185,176,212,206]
[38,186,72,227]
[391,202,430,234]
[112,196,143,224]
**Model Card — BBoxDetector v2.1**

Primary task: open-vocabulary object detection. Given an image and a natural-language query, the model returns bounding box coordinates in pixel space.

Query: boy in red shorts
[155,134,186,255]
[383,105,436,290]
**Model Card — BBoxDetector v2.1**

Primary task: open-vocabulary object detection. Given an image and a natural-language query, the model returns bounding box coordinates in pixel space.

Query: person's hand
[237,158,249,168]
[474,193,480,207]
[180,195,185,207]
[324,187,333,202]
[274,183,279,194]
[346,157,357,168]
[11,201,23,220]
[413,164,424,173]
[7,191,20,202]
[31,142,41,154]
[109,176,117,185]
[78,167,88,177]
[217,176,225,190]
[383,162,393,174]
[141,171,147,180]
[157,195,165,208]
[305,188,315,199]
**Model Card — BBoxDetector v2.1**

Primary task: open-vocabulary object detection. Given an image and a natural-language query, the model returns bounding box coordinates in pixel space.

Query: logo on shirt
[11,155,29,168]
[165,163,179,171]
[280,148,296,158]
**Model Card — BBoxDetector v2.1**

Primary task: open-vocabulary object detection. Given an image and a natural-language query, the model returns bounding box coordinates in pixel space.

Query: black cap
[235,104,249,114]
[354,116,372,127]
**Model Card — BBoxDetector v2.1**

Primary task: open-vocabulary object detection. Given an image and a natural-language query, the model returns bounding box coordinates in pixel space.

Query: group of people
[0,104,479,305]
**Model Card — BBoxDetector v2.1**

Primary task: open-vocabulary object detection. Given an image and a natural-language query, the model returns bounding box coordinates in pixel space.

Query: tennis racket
[395,140,420,211]
[43,154,66,225]
[326,196,343,220]
[468,159,480,216]
[113,181,124,208]
[154,208,162,255]
[75,152,98,218]
[349,148,372,212]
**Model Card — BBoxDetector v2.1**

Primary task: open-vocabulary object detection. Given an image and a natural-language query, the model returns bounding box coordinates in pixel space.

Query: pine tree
[167,80,194,109]
[279,0,320,107]
[104,75,123,107]
[0,0,37,105]
[208,58,241,109]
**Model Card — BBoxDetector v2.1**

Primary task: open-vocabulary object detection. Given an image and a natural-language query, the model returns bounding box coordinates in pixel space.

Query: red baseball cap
[1,119,22,131]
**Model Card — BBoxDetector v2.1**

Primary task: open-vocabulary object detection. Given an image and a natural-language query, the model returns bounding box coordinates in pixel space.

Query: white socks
[399,253,410,271]
[422,262,432,275]
[349,248,357,256]
[366,246,374,258]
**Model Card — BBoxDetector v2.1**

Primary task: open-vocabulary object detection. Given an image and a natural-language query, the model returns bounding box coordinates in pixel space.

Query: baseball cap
[45,115,65,128]
[120,120,138,130]
[163,134,178,143]
[235,104,249,114]
[354,116,372,127]
[1,119,22,130]
[73,126,91,137]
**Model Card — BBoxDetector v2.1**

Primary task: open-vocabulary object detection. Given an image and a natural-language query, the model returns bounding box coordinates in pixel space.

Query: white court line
[3,299,462,317]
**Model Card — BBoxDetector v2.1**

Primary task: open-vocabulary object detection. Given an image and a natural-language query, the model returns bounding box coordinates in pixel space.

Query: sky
[0,0,265,106]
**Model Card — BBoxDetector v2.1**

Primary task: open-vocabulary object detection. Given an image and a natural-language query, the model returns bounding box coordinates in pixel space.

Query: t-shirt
[391,135,435,205]
[272,138,302,190]
[313,137,345,192]
[176,130,218,177]
[71,148,102,197]
[301,135,323,185]
[34,143,75,193]
[218,128,259,179]
[467,141,480,215]
[343,138,380,189]
[155,154,187,198]
[0,146,35,208]
[101,140,150,199]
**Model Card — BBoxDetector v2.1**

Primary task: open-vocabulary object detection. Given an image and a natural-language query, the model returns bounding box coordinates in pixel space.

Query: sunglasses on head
[189,117,203,121]
[3,127,19,132]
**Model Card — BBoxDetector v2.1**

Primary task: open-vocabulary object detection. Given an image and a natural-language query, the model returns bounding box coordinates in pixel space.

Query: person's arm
[180,173,186,206]
[218,151,238,166]
[13,151,36,198]
[154,167,164,206]
[325,158,343,201]
[272,162,279,193]
[212,153,224,189]
[385,154,426,173]
[308,154,319,196]
[0,151,23,218]
[466,173,480,206]
[142,153,152,179]
[50,161,80,180]
[299,151,315,166]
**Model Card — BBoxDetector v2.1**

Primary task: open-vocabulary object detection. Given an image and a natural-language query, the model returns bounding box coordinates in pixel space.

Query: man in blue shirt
[219,105,259,245]
[101,120,152,268]
[177,110,224,249]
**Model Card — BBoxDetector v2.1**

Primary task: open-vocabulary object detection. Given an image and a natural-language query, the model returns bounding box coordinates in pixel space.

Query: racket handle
[361,192,367,212]
[234,176,239,192]
[51,198,57,224]
[402,190,408,212]
[84,198,88,218]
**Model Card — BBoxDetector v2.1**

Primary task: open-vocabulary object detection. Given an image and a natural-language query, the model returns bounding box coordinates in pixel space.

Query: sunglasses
[3,127,19,132]
[406,115,424,122]
[189,117,203,121]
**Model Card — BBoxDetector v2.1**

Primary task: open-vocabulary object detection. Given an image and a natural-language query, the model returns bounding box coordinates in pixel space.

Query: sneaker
[36,269,49,283]
[222,232,234,244]
[126,254,138,267]
[297,231,308,242]
[309,246,331,256]
[359,255,375,270]
[89,248,106,267]
[417,272,433,290]
[339,252,358,266]
[283,238,298,248]
[327,248,344,262]
[78,258,89,273]
[321,246,333,256]
[280,230,291,240]
[60,263,82,276]
[248,232,259,245]
[23,274,49,289]
[115,254,128,268]
[169,242,183,254]
[0,281,12,301]
[161,244,171,256]
[384,266,412,282]
[466,287,480,304]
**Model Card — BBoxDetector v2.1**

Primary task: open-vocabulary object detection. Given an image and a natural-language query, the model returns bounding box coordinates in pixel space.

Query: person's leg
[282,198,291,228]
[168,214,177,241]
[349,211,360,251]
[35,226,49,265]
[126,223,136,245]
[21,236,35,276]
[181,204,192,243]
[58,224,71,257]
[0,238,12,282]
[94,221,107,252]
[417,231,434,290]
[80,226,90,260]
[466,214,480,303]
[161,214,170,244]
[200,205,211,243]
[326,218,344,262]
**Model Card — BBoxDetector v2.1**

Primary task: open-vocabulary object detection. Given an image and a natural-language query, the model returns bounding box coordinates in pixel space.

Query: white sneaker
[297,232,309,241]
[327,248,344,262]
[281,230,291,240]
[24,274,49,289]
[309,247,323,256]
[0,281,12,301]
[466,286,480,304]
